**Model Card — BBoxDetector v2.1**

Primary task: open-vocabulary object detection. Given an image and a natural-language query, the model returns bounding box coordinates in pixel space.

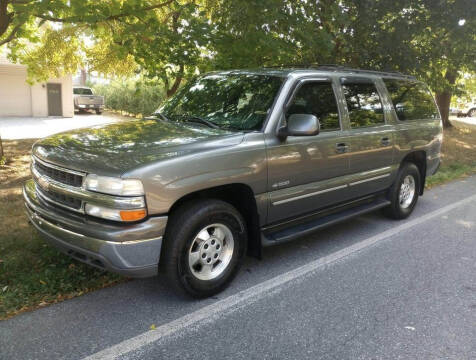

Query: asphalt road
[1,176,475,360]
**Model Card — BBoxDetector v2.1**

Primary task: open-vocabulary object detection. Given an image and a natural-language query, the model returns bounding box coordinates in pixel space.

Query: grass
[426,126,476,188]
[0,125,475,319]
[0,140,124,320]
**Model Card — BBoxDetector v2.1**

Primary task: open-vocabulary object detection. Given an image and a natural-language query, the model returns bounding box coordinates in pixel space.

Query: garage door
[0,71,32,117]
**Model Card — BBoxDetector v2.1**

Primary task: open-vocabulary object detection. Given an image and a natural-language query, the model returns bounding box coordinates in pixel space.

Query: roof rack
[263,64,416,80]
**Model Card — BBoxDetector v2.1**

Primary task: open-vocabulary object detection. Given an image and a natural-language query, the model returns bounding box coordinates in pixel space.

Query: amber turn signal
[119,209,147,222]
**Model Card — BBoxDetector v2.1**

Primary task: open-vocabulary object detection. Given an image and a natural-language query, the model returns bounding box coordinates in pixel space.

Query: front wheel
[162,199,247,298]
[468,108,476,118]
[95,109,102,115]
[384,162,421,219]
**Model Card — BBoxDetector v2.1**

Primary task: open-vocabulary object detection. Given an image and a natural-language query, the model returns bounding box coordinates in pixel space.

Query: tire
[95,109,102,115]
[384,162,421,220]
[468,108,476,118]
[162,199,247,298]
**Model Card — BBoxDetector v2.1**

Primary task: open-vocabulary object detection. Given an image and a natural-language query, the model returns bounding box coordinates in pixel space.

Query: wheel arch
[401,151,427,195]
[166,183,262,259]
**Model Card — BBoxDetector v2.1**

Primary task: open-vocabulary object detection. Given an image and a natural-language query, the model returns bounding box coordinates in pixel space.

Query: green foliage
[9,26,84,83]
[92,78,166,116]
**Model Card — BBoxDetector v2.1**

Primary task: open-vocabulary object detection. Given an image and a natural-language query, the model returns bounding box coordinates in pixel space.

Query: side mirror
[278,114,320,139]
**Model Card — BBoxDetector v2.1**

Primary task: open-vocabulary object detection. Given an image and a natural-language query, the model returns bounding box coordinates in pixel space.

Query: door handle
[381,137,391,146]
[335,143,349,153]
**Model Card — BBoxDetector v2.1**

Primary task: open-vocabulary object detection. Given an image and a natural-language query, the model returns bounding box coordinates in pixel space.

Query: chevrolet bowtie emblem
[37,176,50,191]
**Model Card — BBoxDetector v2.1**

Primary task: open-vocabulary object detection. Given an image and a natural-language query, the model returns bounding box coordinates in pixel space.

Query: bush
[92,78,166,117]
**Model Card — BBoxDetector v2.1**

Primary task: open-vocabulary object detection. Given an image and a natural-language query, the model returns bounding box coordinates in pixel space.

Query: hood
[32,119,244,177]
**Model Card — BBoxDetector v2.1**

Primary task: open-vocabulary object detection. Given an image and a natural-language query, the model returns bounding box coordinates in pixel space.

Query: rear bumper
[23,180,167,278]
[75,104,105,109]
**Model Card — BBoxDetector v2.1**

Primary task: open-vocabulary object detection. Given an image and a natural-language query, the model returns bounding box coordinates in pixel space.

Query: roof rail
[263,64,416,80]
[316,65,415,79]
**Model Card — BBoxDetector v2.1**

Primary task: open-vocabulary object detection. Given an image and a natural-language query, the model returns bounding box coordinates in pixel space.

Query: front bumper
[23,180,167,278]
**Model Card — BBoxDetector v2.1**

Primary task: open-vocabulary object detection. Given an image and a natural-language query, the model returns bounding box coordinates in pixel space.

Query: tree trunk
[435,69,457,129]
[166,64,184,98]
[435,92,452,128]
[80,69,87,86]
[0,0,11,39]
[0,134,4,160]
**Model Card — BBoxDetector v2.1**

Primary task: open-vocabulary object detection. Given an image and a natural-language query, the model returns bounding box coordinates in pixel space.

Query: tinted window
[342,81,384,128]
[287,82,340,131]
[73,88,93,95]
[383,79,439,121]
[158,74,283,131]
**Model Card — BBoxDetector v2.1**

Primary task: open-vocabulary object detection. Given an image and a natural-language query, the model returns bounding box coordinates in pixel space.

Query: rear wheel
[162,199,247,298]
[384,162,421,219]
[95,109,102,115]
[468,108,476,118]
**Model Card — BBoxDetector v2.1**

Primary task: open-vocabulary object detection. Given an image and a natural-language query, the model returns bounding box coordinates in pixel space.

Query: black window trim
[281,77,343,133]
[340,76,388,129]
[382,77,441,123]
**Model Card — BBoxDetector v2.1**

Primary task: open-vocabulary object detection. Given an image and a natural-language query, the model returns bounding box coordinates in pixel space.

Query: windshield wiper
[180,115,220,129]
[150,112,170,122]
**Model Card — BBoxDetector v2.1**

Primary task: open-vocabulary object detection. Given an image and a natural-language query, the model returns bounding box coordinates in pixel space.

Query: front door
[265,79,351,224]
[339,77,395,198]
[47,83,62,116]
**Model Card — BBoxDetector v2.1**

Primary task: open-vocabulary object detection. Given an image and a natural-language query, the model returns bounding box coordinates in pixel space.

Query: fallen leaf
[404,326,416,331]
[2,286,7,292]
[39,280,47,285]
[150,324,156,330]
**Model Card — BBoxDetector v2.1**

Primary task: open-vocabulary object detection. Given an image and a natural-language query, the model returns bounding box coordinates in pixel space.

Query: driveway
[0,112,129,140]
[1,175,475,360]
[450,115,476,130]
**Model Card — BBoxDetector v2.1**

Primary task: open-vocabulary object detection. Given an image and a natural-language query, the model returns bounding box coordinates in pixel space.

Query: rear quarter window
[383,79,439,121]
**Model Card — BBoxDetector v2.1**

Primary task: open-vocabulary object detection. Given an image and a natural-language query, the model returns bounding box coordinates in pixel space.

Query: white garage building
[0,55,74,118]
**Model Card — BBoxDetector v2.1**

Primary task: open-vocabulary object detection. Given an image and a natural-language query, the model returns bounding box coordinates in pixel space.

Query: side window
[383,79,439,121]
[341,81,385,128]
[287,81,340,131]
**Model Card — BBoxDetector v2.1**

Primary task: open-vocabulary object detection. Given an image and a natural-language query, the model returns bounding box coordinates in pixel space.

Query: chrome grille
[32,156,86,213]
[33,157,84,187]
[36,186,82,210]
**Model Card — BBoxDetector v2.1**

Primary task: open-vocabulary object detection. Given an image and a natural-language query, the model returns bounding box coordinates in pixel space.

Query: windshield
[73,88,93,95]
[157,73,284,131]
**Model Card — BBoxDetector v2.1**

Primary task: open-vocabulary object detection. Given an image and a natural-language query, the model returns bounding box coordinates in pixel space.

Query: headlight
[85,204,147,222]
[84,174,144,196]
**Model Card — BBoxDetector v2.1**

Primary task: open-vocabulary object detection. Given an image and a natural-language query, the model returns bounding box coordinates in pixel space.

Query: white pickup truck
[73,87,105,114]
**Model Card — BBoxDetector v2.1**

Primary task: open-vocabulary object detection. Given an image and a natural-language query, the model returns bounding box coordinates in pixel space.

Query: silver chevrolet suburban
[24,66,443,297]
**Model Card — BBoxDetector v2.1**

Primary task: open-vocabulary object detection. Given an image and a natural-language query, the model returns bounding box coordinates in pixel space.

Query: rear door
[265,78,351,224]
[338,77,395,198]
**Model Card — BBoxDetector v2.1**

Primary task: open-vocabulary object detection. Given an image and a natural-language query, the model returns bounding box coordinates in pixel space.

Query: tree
[0,0,176,47]
[335,0,476,127]
[1,0,216,96]
[96,1,214,97]
[208,0,347,69]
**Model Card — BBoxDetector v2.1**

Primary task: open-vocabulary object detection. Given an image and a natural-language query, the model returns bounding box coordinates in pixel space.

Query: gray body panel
[25,67,443,276]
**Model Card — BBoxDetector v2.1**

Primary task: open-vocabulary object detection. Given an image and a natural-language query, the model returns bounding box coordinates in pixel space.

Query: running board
[261,198,391,247]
